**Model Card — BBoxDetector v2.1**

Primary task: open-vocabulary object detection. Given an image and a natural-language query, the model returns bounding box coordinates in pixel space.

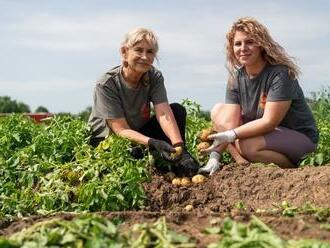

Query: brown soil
[145,163,330,212]
[1,163,330,247]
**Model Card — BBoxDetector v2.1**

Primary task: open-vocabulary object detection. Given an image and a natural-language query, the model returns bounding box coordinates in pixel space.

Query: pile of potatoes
[164,172,207,186]
[196,127,215,153]
[161,128,216,187]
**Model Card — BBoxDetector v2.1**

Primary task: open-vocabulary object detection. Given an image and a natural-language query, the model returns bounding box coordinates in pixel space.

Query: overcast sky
[1,0,329,113]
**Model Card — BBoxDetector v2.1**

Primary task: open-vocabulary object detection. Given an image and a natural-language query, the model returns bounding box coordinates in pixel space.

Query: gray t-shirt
[226,64,318,144]
[88,65,168,138]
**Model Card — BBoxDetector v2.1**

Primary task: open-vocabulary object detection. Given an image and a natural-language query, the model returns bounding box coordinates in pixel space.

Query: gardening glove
[148,138,176,161]
[199,151,221,176]
[202,129,237,153]
[172,147,199,177]
[130,146,145,159]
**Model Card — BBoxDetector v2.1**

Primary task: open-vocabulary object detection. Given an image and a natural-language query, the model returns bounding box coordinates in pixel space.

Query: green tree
[77,106,92,122]
[0,96,30,113]
[35,106,49,113]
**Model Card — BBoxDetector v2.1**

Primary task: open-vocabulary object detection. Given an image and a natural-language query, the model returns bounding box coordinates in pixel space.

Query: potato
[197,142,210,151]
[170,146,183,160]
[198,128,213,142]
[99,141,110,150]
[180,177,191,186]
[185,204,193,211]
[192,174,207,184]
[164,172,176,182]
[172,178,182,186]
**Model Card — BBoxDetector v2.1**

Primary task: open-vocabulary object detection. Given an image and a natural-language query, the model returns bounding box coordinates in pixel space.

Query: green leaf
[315,153,324,165]
[204,227,221,234]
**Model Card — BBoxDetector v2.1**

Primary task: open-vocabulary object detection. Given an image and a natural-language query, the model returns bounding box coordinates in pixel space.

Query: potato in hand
[197,142,210,152]
[170,146,183,160]
[198,128,214,142]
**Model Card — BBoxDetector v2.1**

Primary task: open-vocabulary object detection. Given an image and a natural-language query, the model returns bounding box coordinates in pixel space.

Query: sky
[1,0,329,113]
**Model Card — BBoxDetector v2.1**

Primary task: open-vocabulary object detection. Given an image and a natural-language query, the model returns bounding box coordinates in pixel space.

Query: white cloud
[4,11,224,57]
[0,1,329,113]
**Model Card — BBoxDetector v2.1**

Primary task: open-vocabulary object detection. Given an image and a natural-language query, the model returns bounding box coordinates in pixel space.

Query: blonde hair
[121,27,159,53]
[225,17,300,84]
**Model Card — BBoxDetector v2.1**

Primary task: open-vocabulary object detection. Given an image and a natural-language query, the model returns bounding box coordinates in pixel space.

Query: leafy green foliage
[300,118,330,166]
[182,98,210,156]
[207,216,330,248]
[1,215,195,248]
[208,216,285,248]
[0,115,149,217]
[5,215,123,247]
[268,201,330,222]
[300,87,330,166]
[127,217,195,247]
[309,86,330,120]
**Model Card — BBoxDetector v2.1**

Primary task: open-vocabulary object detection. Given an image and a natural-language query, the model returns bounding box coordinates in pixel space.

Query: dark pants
[138,103,186,143]
[90,103,186,147]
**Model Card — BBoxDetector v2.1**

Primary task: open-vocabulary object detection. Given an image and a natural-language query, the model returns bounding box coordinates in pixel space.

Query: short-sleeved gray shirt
[226,64,318,144]
[88,65,168,138]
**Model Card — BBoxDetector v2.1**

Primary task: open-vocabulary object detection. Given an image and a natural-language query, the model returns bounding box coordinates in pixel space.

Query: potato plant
[0,115,150,217]
[206,216,330,248]
[300,87,330,166]
[0,93,330,246]
[0,215,195,247]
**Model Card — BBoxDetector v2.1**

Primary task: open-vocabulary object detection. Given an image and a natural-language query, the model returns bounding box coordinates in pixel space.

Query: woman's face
[123,39,156,74]
[233,31,264,67]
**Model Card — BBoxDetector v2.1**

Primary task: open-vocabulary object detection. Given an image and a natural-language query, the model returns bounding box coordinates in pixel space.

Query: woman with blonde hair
[200,17,318,175]
[89,27,199,176]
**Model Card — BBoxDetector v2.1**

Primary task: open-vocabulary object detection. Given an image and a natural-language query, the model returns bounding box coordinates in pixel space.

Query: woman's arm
[212,103,241,131]
[154,102,183,145]
[234,100,291,139]
[107,118,150,145]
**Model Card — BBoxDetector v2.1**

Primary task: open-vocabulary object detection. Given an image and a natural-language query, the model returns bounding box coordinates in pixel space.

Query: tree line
[0,96,49,113]
[0,96,92,121]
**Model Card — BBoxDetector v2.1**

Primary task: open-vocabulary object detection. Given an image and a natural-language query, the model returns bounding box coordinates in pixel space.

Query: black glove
[172,148,199,177]
[130,146,145,159]
[148,138,176,161]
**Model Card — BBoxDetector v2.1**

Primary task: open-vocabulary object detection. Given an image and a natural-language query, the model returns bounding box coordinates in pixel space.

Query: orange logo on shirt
[259,92,267,109]
[141,103,150,121]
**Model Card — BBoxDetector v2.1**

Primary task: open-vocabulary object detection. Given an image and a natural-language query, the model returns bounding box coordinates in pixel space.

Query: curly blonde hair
[226,17,300,84]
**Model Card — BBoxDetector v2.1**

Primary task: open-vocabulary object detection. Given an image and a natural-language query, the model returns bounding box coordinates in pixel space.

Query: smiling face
[233,31,264,68]
[122,39,156,75]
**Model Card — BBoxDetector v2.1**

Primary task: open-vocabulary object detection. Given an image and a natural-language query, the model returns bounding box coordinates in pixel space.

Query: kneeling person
[88,27,199,176]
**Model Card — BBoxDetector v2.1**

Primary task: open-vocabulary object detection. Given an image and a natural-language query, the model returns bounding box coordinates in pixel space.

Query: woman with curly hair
[200,17,318,175]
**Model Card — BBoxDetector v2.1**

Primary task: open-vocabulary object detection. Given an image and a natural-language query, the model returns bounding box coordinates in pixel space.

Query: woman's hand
[148,138,176,161]
[199,151,221,175]
[202,129,237,153]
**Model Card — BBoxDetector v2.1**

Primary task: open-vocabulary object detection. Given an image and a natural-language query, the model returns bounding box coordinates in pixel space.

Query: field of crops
[0,90,330,247]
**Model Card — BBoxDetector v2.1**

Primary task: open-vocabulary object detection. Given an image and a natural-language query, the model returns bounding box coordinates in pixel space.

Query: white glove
[203,129,237,153]
[199,151,221,176]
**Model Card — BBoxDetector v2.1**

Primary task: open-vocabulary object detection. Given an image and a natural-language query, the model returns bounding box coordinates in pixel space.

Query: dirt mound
[1,164,330,247]
[143,163,330,213]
